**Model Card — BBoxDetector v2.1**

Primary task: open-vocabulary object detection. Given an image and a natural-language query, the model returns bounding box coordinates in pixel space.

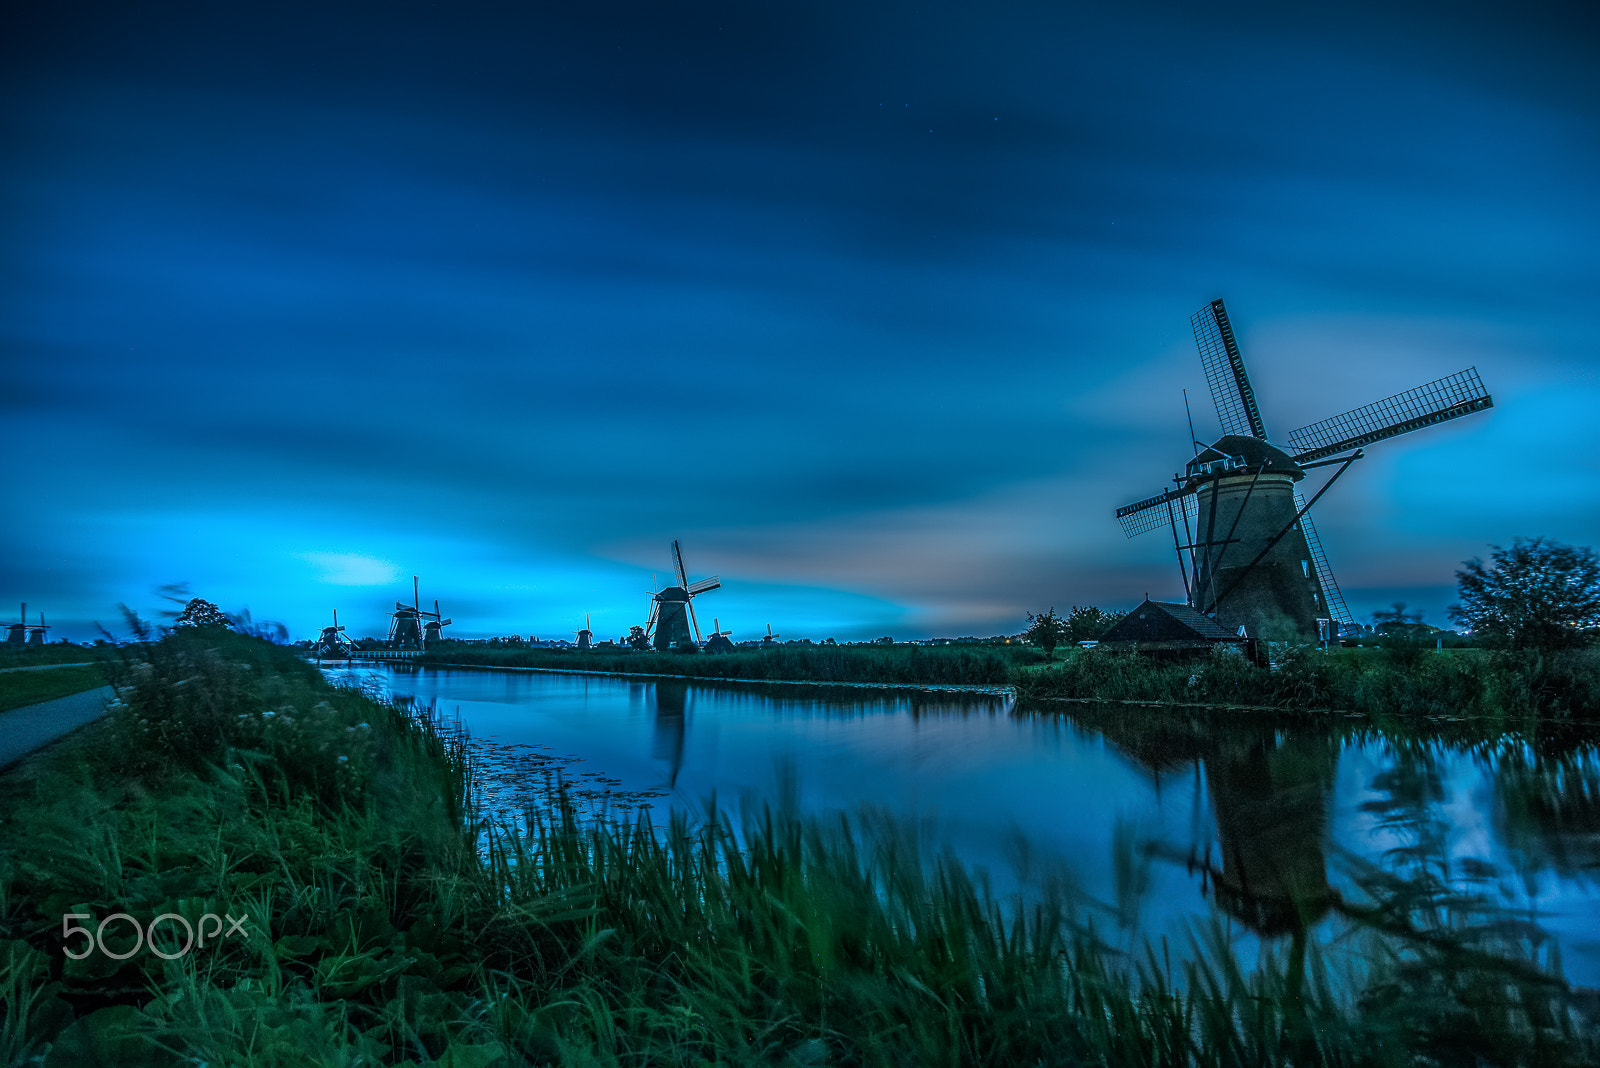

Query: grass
[0,644,108,670]
[1017,642,1600,728]
[422,642,1035,687]
[0,665,108,714]
[2,629,1595,1064]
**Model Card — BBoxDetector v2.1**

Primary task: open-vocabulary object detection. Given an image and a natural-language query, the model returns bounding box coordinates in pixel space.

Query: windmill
[5,604,26,648]
[388,576,431,649]
[643,541,720,652]
[421,599,453,645]
[574,613,594,650]
[704,618,735,654]
[760,624,780,647]
[315,609,353,660]
[1115,299,1494,640]
[25,607,49,647]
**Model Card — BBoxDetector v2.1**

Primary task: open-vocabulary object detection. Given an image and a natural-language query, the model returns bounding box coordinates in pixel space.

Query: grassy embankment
[0,665,109,715]
[1017,642,1600,729]
[422,643,1034,687]
[3,629,1595,1065]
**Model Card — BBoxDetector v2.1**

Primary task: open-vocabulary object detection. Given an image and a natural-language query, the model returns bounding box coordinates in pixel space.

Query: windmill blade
[1115,487,1199,537]
[333,609,339,628]
[687,599,703,643]
[671,540,689,589]
[1287,367,1493,465]
[437,618,452,627]
[1192,299,1267,440]
[1294,494,1354,626]
[687,575,721,596]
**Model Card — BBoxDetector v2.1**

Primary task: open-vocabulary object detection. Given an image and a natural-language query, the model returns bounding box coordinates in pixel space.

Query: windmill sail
[1192,299,1267,440]
[1287,368,1492,464]
[1294,496,1353,626]
[1116,487,1199,537]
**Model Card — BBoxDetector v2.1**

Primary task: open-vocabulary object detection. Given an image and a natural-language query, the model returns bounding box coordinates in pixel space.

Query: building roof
[1100,599,1241,644]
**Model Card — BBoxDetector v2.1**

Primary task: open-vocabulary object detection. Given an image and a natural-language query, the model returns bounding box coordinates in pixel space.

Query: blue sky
[4,0,1596,642]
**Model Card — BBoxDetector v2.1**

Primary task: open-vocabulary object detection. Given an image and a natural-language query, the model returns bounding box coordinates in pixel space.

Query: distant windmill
[5,604,26,648]
[760,624,780,647]
[1115,299,1494,640]
[315,609,353,660]
[574,613,594,650]
[422,599,453,645]
[25,606,49,647]
[643,541,720,652]
[704,618,735,654]
[388,576,434,649]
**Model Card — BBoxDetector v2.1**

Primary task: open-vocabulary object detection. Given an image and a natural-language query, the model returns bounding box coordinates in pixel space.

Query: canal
[323,663,1600,988]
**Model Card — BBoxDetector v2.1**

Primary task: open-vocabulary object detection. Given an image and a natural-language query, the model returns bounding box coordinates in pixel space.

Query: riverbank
[6,630,1594,1064]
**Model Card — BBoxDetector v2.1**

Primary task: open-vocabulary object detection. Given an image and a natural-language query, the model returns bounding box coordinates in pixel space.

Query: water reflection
[322,665,1600,986]
[1496,750,1600,885]
[652,679,688,786]
[1057,705,1338,938]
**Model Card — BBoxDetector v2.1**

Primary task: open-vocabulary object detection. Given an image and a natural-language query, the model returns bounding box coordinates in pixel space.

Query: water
[323,663,1600,987]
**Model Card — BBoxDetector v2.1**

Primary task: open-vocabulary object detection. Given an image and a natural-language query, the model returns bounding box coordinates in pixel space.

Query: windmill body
[1116,299,1494,641]
[1187,436,1322,638]
[5,604,25,648]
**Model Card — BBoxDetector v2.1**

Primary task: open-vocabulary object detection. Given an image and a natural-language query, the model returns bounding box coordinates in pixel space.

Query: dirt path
[0,686,116,769]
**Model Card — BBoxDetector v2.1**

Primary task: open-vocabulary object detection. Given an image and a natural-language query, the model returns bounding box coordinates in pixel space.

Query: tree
[1372,602,1429,639]
[1449,537,1600,651]
[1025,607,1070,660]
[1064,605,1118,644]
[172,598,231,630]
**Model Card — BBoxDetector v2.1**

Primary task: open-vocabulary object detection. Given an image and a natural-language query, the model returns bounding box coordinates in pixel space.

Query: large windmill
[574,613,594,650]
[1115,299,1494,640]
[643,541,720,652]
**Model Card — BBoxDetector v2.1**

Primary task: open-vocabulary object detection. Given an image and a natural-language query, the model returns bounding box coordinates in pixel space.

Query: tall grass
[1,630,1594,1064]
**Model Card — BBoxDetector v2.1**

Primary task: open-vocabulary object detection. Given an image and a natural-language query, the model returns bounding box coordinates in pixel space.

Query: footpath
[0,686,116,769]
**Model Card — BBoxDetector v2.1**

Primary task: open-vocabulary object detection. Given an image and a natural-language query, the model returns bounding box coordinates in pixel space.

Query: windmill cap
[1187,435,1302,480]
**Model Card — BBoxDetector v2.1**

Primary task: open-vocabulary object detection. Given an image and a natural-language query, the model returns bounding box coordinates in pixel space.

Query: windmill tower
[5,604,26,648]
[1115,299,1494,640]
[643,541,720,652]
[388,576,427,649]
[704,618,735,654]
[574,613,594,650]
[315,609,353,660]
[421,599,453,645]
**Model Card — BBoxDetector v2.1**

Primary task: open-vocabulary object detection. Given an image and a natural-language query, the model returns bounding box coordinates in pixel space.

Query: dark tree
[1064,605,1119,644]
[1025,607,1071,660]
[626,625,650,650]
[172,598,231,630]
[1449,537,1600,650]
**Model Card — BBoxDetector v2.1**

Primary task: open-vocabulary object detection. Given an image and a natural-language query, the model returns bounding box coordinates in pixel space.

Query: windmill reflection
[651,680,690,787]
[1063,707,1338,938]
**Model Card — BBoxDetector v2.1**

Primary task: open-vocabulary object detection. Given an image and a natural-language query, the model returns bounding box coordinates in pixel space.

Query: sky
[4,0,1597,643]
